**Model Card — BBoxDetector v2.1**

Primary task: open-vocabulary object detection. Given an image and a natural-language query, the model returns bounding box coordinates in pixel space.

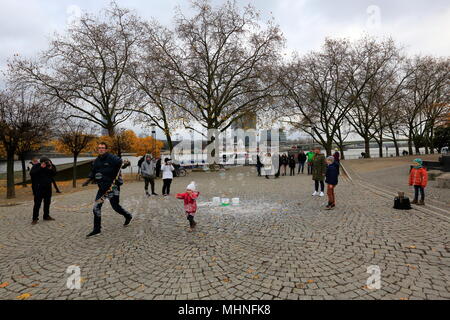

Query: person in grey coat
[140,154,158,196]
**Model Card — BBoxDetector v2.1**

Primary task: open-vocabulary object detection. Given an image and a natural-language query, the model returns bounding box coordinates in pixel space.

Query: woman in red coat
[409,158,428,205]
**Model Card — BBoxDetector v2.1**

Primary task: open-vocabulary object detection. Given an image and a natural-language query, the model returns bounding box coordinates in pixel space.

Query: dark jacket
[325,162,340,185]
[298,152,307,163]
[312,153,327,181]
[88,153,123,190]
[281,155,288,166]
[30,163,57,193]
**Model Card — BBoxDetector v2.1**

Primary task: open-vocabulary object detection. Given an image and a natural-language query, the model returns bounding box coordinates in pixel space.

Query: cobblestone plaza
[0,166,449,300]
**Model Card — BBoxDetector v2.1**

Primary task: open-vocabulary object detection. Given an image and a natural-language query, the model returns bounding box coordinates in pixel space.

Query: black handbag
[393,195,411,210]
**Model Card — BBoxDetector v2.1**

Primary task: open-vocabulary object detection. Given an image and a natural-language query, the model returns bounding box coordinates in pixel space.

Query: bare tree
[146,0,284,161]
[402,56,450,155]
[54,119,96,188]
[278,37,388,156]
[10,2,142,136]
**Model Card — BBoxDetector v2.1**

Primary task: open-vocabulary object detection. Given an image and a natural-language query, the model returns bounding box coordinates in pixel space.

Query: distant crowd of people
[256,147,341,210]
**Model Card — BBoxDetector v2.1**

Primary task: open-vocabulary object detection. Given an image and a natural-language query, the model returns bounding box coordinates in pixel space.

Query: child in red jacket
[176,181,200,231]
[409,158,428,205]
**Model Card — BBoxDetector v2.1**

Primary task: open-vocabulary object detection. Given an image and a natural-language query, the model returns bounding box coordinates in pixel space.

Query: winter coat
[325,162,339,185]
[281,155,289,166]
[306,151,315,162]
[409,167,428,187]
[141,160,156,178]
[30,163,57,195]
[311,153,327,181]
[298,152,307,163]
[88,153,123,190]
[176,191,200,215]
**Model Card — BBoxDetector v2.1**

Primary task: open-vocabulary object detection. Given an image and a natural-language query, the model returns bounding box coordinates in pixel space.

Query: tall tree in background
[0,86,53,199]
[10,2,142,136]
[402,56,450,155]
[54,119,96,188]
[99,129,138,158]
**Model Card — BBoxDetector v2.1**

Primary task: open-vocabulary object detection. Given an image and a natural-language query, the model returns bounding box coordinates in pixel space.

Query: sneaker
[43,216,55,221]
[124,215,133,226]
[411,199,418,204]
[418,200,425,206]
[86,230,101,237]
[319,192,325,197]
[145,192,150,197]
[31,220,38,225]
[152,193,158,196]
[312,191,318,196]
[325,205,332,210]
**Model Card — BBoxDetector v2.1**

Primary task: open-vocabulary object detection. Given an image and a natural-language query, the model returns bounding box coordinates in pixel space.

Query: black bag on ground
[393,196,412,210]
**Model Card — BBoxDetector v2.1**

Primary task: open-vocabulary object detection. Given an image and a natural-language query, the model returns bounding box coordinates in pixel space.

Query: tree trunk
[364,138,371,158]
[429,128,435,154]
[425,145,429,155]
[20,154,27,187]
[107,126,115,137]
[6,149,15,199]
[72,154,78,188]
[392,135,399,157]
[165,132,173,153]
[408,134,413,156]
[378,141,383,158]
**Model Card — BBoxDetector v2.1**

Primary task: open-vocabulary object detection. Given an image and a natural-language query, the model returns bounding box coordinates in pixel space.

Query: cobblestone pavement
[0,166,449,300]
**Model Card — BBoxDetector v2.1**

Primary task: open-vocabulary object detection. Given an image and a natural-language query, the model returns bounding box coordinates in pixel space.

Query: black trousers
[187,214,195,227]
[92,187,131,231]
[307,163,313,175]
[314,180,325,192]
[289,167,295,176]
[162,179,172,195]
[33,186,52,220]
[144,177,155,193]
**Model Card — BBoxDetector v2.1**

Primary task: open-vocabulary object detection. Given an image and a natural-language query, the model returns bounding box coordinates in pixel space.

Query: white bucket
[212,197,221,206]
[221,198,230,206]
[232,198,240,206]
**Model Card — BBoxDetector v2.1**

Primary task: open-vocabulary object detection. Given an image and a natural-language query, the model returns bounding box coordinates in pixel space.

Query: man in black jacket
[82,142,133,237]
[30,157,57,224]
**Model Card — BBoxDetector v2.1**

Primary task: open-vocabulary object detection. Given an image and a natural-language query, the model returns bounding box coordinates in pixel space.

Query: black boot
[87,216,101,237]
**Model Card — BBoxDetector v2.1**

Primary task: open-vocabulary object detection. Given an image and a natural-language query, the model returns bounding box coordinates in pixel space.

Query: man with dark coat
[30,157,57,224]
[82,142,133,237]
[311,147,327,197]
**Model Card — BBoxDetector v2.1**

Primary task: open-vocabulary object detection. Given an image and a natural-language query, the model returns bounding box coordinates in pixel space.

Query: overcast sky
[1,0,449,138]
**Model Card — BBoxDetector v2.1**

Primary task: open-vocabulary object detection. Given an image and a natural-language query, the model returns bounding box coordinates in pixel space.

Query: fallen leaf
[407,245,416,249]
[399,298,408,300]
[80,278,87,283]
[247,269,255,274]
[30,284,39,288]
[307,280,314,284]
[0,282,9,288]
[211,257,217,261]
[252,275,260,280]
[16,293,31,300]
[295,283,304,289]
[222,278,230,283]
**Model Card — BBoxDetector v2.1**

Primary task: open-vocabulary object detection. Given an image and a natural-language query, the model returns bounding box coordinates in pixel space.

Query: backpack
[393,192,411,210]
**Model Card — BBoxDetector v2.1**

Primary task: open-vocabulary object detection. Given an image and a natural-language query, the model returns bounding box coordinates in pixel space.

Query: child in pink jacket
[176,181,200,231]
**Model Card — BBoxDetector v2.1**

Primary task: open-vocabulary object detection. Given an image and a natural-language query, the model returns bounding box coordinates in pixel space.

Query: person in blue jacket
[325,156,340,210]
